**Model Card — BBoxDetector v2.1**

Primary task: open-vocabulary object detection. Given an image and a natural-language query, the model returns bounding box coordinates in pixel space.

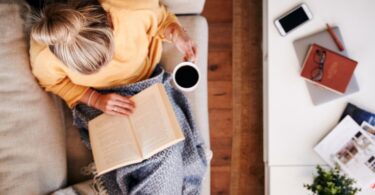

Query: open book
[88,83,185,175]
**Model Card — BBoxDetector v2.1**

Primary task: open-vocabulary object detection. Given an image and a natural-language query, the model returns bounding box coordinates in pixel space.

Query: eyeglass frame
[311,49,327,82]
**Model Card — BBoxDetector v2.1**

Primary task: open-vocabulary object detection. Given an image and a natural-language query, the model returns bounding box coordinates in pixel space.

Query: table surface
[264,0,375,166]
[264,1,375,194]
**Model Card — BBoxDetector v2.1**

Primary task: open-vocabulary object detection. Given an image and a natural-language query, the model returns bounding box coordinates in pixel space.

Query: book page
[130,84,184,158]
[88,115,142,175]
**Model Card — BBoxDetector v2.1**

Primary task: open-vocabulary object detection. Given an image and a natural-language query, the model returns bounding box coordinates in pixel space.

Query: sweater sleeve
[30,42,89,108]
[155,4,180,40]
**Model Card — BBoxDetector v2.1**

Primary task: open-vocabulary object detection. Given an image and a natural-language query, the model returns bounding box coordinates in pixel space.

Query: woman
[30,0,208,194]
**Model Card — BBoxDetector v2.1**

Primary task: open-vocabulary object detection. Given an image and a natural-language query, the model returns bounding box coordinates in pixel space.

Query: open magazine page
[314,116,375,188]
[361,122,375,141]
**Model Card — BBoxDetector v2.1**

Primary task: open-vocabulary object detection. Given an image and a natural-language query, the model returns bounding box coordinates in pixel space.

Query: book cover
[301,44,357,94]
[314,116,375,189]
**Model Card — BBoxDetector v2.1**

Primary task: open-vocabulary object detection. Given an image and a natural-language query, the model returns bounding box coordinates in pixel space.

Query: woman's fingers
[105,101,132,116]
[107,109,129,116]
[112,94,135,107]
[111,105,132,115]
[100,94,135,116]
[183,41,198,63]
[184,50,195,62]
[111,100,135,112]
[192,43,198,62]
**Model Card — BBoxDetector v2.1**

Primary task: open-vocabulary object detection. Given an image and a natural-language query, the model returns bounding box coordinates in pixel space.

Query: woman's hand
[94,93,135,116]
[165,23,198,63]
[80,89,135,116]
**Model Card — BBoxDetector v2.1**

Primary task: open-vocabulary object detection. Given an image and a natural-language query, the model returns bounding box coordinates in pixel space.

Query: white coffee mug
[171,62,200,92]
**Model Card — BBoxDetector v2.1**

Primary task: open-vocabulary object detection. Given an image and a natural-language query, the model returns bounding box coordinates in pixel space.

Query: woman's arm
[155,5,198,63]
[30,42,135,116]
[78,89,135,116]
[164,22,198,63]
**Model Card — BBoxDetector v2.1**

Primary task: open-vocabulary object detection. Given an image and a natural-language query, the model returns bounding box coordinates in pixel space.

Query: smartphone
[274,4,313,36]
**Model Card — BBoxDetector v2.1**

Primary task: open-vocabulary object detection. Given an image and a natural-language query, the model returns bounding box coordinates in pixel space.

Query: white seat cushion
[161,16,210,147]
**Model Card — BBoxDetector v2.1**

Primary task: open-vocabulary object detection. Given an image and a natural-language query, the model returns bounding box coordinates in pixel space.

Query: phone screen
[279,7,309,33]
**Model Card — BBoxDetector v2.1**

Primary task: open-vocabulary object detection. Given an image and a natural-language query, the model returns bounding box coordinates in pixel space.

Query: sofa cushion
[161,0,205,14]
[52,180,95,195]
[63,103,93,185]
[0,1,67,194]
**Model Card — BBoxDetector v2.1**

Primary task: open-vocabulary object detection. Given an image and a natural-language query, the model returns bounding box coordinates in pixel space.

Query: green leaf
[303,166,361,195]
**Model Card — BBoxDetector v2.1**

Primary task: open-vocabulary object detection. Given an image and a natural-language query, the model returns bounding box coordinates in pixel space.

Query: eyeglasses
[311,49,326,82]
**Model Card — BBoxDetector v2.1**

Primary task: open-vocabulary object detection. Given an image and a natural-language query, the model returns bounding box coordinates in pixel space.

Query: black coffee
[175,65,199,88]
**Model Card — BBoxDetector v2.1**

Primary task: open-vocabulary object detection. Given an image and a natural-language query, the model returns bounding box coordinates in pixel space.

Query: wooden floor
[202,0,264,194]
[202,1,233,194]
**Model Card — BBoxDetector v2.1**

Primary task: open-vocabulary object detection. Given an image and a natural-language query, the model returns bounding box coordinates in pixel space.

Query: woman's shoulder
[29,39,49,69]
[29,39,67,74]
[29,39,46,60]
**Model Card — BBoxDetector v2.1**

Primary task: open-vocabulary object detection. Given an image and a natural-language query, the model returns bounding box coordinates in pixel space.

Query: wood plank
[211,148,231,167]
[202,0,235,194]
[211,166,231,195]
[211,137,232,166]
[208,51,232,81]
[202,0,233,23]
[211,136,232,149]
[209,109,232,138]
[230,0,264,194]
[208,23,232,51]
[208,81,232,109]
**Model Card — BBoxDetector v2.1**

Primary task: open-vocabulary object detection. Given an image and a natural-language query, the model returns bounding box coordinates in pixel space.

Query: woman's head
[31,3,114,74]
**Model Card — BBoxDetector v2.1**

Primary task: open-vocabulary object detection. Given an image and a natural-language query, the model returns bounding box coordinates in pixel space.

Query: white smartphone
[274,4,313,36]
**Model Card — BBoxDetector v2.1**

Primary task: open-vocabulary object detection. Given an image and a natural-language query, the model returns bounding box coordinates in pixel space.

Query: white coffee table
[263,0,375,194]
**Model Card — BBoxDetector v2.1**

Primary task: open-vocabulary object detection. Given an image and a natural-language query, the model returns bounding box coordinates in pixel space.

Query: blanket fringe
[81,163,108,195]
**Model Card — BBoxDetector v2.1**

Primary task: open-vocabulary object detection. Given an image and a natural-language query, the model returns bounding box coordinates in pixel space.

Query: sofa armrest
[161,0,205,15]
[160,16,209,146]
[160,15,210,195]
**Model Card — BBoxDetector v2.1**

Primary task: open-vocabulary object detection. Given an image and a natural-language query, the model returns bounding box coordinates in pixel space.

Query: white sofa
[0,0,210,194]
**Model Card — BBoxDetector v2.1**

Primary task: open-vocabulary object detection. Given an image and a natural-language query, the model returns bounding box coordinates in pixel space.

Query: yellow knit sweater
[30,0,178,108]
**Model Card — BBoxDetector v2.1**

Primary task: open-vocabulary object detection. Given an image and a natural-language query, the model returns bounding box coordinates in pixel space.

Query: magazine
[314,116,375,189]
[340,103,375,126]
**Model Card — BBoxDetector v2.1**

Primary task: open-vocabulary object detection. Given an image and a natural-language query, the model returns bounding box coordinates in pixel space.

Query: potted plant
[304,165,361,195]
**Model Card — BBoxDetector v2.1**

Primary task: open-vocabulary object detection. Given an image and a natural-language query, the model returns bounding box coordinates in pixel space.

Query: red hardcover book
[300,44,358,94]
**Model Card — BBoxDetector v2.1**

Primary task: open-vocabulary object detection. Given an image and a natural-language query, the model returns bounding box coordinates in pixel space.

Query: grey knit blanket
[72,65,208,195]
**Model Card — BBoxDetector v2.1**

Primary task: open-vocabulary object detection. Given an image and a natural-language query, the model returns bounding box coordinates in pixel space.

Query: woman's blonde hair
[31,3,114,74]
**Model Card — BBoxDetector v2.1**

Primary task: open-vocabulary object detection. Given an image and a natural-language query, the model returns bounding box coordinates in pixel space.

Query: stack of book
[294,26,359,105]
[300,44,357,94]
